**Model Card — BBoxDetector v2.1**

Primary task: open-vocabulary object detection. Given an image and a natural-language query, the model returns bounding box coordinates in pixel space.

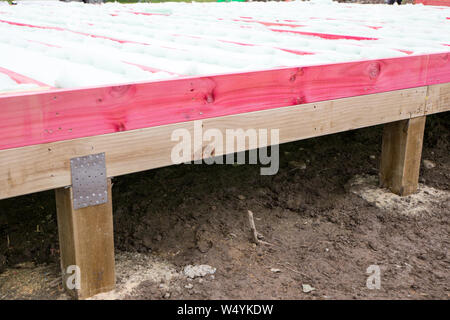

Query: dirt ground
[0,112,448,300]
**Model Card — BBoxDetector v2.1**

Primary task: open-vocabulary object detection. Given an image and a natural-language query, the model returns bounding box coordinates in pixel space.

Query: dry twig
[247,210,275,246]
[247,210,259,244]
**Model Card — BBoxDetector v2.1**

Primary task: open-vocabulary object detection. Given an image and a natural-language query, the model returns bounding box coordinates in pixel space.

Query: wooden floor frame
[0,4,449,299]
[0,82,449,298]
[1,83,449,200]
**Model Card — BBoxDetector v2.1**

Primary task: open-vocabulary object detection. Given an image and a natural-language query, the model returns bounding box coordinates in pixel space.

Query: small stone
[184,283,193,289]
[238,195,246,200]
[423,160,435,169]
[368,241,377,251]
[270,268,281,273]
[183,264,216,279]
[369,155,376,160]
[302,284,315,293]
[164,292,171,299]
[289,161,306,170]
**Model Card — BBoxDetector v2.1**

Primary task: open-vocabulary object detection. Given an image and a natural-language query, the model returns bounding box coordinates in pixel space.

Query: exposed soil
[0,112,448,300]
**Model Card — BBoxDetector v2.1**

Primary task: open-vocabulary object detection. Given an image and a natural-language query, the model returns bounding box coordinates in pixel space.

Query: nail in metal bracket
[70,152,107,210]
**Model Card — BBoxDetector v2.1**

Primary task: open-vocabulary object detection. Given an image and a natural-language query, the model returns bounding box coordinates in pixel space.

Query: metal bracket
[70,152,107,210]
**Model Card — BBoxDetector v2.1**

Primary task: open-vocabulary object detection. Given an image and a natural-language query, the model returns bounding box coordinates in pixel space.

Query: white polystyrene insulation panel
[0,0,448,90]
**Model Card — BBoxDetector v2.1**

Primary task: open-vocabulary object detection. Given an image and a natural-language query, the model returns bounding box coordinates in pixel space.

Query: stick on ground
[247,210,260,244]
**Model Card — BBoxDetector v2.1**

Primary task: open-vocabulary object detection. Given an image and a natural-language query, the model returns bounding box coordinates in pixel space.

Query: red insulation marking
[0,18,146,44]
[270,28,379,41]
[275,48,315,55]
[0,19,181,51]
[397,49,414,55]
[172,27,388,56]
[218,39,314,55]
[171,33,315,56]
[27,39,62,48]
[24,34,181,76]
[219,39,254,47]
[367,26,383,30]
[73,31,148,45]
[23,38,179,75]
[123,61,181,76]
[1,53,449,151]
[0,19,64,31]
[233,18,305,28]
[290,17,386,24]
[0,66,51,87]
[172,33,253,48]
[129,11,170,16]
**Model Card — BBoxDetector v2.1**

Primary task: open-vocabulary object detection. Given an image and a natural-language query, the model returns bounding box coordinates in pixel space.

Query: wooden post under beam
[55,179,115,299]
[380,116,426,196]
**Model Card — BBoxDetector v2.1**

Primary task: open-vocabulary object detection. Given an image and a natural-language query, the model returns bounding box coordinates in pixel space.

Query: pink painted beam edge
[427,52,450,84]
[0,52,449,151]
[414,0,450,6]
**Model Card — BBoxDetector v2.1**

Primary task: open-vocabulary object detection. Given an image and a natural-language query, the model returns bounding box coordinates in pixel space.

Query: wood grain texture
[426,82,450,115]
[55,179,115,299]
[379,117,427,196]
[0,53,448,151]
[2,85,445,200]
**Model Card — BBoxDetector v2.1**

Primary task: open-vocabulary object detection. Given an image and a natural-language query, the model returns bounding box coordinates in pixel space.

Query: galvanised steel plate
[70,152,107,210]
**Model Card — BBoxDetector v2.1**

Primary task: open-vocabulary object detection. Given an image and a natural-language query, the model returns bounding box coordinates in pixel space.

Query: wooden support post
[380,116,426,196]
[55,179,115,299]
